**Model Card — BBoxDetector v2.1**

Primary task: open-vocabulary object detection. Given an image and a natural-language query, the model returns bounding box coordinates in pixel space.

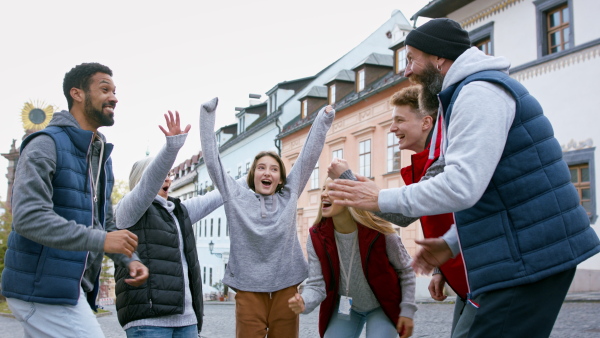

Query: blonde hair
[128,156,153,191]
[313,185,396,235]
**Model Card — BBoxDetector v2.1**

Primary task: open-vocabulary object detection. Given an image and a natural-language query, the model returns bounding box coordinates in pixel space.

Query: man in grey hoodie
[328,19,600,337]
[1,63,148,337]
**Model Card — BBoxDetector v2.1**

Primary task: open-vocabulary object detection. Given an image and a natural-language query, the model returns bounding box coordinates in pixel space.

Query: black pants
[457,267,576,338]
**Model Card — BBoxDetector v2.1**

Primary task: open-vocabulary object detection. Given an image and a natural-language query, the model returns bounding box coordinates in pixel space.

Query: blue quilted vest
[1,125,114,307]
[439,70,600,300]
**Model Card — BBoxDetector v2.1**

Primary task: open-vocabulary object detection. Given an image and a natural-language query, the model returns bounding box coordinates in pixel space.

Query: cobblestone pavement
[1,300,599,337]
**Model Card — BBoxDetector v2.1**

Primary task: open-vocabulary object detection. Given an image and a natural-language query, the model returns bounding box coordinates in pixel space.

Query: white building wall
[444,0,600,286]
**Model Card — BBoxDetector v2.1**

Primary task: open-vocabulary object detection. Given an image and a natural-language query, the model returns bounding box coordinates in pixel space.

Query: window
[564,147,596,223]
[357,69,365,92]
[245,162,250,174]
[329,84,336,105]
[469,22,494,56]
[310,162,319,190]
[301,99,308,119]
[571,164,591,215]
[535,0,573,57]
[547,4,570,54]
[332,149,343,160]
[269,93,277,113]
[204,220,207,237]
[210,219,214,237]
[203,267,206,283]
[239,115,245,134]
[359,139,371,177]
[218,218,221,237]
[387,132,400,172]
[396,47,407,74]
[226,219,229,237]
[238,166,242,179]
[209,268,213,286]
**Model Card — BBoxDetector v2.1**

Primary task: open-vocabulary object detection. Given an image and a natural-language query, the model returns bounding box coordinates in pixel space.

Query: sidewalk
[414,291,600,304]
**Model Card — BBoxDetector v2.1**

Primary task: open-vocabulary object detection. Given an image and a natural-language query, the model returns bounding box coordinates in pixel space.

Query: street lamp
[208,240,222,258]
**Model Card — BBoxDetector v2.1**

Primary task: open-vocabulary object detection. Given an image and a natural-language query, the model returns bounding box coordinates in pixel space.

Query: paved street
[1,299,599,337]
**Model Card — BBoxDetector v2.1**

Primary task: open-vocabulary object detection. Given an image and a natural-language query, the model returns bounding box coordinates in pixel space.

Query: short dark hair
[390,85,436,119]
[247,151,287,194]
[63,62,113,109]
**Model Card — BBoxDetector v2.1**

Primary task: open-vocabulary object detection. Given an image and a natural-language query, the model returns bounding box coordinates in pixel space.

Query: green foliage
[0,201,13,285]
[111,179,130,205]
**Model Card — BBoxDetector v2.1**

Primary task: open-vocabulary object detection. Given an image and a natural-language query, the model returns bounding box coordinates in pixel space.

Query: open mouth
[261,180,272,187]
[322,201,332,209]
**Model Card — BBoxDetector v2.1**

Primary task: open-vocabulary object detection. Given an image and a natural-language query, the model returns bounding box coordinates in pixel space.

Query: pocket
[500,211,520,261]
[34,246,49,282]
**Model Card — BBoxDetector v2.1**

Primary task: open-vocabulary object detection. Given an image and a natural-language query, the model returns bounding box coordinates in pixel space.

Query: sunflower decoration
[20,100,56,132]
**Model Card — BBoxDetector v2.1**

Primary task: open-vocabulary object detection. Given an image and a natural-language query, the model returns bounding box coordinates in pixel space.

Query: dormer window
[269,94,277,113]
[238,115,245,134]
[357,69,365,92]
[301,99,308,119]
[328,85,336,105]
[396,47,407,74]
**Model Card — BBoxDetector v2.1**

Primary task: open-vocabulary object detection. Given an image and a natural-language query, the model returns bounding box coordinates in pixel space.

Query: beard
[409,62,444,113]
[84,94,115,127]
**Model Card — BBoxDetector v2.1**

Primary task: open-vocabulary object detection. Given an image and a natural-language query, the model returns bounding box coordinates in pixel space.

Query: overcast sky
[0,0,431,201]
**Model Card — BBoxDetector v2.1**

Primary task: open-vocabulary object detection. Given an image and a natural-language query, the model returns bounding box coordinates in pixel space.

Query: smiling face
[320,178,349,218]
[389,105,431,153]
[83,72,118,128]
[157,175,172,199]
[252,155,283,196]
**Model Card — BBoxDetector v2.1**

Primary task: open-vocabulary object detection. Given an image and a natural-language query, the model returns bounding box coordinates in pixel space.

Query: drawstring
[89,134,104,203]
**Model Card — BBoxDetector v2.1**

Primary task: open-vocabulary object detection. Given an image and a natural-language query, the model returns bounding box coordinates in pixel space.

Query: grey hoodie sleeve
[182,189,223,224]
[11,135,106,252]
[116,134,187,229]
[385,234,417,319]
[300,236,327,314]
[378,82,515,217]
[286,107,335,193]
[200,98,241,200]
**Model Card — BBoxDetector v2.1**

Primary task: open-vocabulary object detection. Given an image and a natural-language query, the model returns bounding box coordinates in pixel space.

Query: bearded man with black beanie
[327,18,600,337]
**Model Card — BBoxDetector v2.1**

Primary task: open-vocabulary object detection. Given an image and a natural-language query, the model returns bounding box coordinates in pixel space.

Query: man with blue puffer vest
[327,18,600,337]
[1,63,149,337]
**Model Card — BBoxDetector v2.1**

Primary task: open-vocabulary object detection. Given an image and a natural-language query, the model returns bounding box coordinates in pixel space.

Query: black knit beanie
[405,18,471,61]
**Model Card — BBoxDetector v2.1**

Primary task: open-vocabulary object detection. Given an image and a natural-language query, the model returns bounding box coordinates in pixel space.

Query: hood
[49,110,108,142]
[443,47,511,90]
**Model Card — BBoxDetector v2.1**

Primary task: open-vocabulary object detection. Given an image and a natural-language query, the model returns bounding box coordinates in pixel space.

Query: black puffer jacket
[114,197,203,330]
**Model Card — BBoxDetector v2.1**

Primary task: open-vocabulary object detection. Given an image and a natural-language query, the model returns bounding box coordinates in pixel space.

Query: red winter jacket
[309,218,401,337]
[400,146,468,299]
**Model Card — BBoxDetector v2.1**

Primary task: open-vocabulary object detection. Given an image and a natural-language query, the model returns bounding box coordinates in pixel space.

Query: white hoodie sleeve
[379,81,515,217]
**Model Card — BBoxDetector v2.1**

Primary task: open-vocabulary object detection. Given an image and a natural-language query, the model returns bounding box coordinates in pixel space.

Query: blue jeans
[125,324,198,338]
[324,306,397,338]
[7,287,104,338]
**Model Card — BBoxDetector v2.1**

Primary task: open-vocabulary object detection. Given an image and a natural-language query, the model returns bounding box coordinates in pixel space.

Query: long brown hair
[246,151,287,193]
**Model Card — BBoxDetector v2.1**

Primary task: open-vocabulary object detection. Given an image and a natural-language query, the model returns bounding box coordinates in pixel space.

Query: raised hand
[201,97,219,114]
[324,105,334,114]
[328,175,381,211]
[328,158,350,179]
[159,110,191,136]
[288,293,305,314]
[104,230,138,258]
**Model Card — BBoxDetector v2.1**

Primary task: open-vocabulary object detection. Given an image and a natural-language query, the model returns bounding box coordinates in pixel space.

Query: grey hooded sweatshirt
[11,110,135,294]
[378,47,516,255]
[200,98,334,292]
